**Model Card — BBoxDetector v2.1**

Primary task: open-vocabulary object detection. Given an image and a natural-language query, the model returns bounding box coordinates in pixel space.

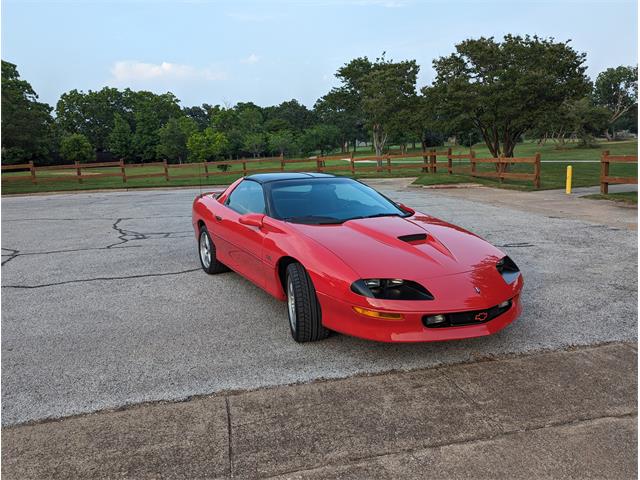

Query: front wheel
[286,263,330,342]
[198,226,229,274]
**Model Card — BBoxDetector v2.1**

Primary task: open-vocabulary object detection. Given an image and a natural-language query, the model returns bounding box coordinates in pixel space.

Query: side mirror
[397,203,415,215]
[238,213,265,228]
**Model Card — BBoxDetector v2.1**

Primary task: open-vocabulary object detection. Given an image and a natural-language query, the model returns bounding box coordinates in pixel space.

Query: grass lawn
[2,139,637,195]
[582,191,638,204]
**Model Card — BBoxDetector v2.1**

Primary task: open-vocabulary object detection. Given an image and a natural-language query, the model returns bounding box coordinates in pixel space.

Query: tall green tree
[187,128,229,162]
[1,60,55,163]
[129,91,181,161]
[314,88,365,152]
[593,65,638,140]
[331,56,418,160]
[59,133,94,163]
[361,57,419,158]
[108,113,134,161]
[267,130,297,156]
[56,87,127,150]
[156,117,198,163]
[243,132,266,157]
[299,124,341,155]
[424,35,590,157]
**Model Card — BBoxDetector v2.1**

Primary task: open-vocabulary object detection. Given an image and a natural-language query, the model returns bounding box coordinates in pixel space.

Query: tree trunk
[372,124,387,167]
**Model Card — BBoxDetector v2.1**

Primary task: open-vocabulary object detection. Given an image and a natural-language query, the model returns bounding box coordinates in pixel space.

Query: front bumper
[317,291,522,343]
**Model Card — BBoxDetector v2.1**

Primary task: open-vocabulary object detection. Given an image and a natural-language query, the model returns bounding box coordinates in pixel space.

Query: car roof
[245,172,336,184]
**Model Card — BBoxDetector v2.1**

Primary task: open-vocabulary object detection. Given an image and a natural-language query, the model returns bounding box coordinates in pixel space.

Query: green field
[2,139,637,195]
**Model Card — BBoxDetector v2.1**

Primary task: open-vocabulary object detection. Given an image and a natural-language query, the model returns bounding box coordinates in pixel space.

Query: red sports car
[192,173,523,343]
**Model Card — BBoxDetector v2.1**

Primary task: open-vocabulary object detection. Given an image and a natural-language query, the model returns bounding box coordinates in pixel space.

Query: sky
[1,0,638,109]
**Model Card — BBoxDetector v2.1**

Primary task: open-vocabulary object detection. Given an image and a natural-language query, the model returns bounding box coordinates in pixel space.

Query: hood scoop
[398,233,428,245]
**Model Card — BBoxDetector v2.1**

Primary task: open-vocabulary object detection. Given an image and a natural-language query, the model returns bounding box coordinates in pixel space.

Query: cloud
[110,61,226,83]
[240,54,260,65]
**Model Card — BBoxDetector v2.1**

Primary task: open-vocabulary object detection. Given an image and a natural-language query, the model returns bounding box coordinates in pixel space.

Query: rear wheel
[198,226,228,274]
[286,263,330,342]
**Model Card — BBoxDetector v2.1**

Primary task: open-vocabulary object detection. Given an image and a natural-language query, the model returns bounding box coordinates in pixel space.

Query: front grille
[423,300,512,328]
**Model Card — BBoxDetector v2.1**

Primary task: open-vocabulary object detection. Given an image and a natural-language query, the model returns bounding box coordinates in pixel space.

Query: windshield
[266,178,408,224]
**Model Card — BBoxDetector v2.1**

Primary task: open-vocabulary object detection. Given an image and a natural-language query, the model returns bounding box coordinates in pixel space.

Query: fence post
[316,158,323,172]
[470,150,476,177]
[600,150,610,194]
[163,160,169,181]
[421,150,429,173]
[120,159,127,183]
[386,154,391,174]
[242,161,247,176]
[350,152,355,176]
[29,161,37,185]
[498,154,505,183]
[203,161,209,179]
[280,153,285,172]
[534,152,541,189]
[432,150,438,173]
[75,161,82,184]
[447,147,452,175]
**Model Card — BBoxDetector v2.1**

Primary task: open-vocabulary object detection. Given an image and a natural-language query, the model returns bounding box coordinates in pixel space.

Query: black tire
[198,225,229,274]
[285,263,330,342]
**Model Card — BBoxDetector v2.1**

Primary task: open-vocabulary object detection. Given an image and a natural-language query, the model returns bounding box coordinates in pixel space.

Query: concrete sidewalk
[2,342,636,479]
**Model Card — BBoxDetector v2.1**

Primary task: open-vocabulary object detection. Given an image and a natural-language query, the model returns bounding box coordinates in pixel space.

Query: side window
[225,181,266,214]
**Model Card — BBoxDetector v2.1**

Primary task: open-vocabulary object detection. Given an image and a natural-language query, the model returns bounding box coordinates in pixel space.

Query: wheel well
[277,256,299,292]
[197,219,205,232]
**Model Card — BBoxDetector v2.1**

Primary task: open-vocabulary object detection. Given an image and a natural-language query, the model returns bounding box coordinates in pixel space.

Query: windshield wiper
[283,215,343,225]
[345,213,404,222]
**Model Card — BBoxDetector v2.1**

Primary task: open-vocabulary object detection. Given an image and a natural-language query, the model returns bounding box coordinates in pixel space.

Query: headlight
[497,256,520,284]
[351,279,434,300]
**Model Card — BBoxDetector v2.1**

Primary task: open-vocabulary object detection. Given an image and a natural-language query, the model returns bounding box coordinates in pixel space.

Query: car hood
[290,214,505,281]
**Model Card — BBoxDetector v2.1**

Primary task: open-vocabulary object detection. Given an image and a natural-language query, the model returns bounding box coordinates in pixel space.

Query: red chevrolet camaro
[192,173,523,343]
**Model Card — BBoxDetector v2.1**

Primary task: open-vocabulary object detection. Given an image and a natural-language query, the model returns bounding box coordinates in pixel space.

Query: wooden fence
[1,150,542,189]
[600,150,638,194]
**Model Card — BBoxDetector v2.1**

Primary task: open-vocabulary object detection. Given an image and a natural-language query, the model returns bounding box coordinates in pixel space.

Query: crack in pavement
[106,218,193,248]
[1,245,142,266]
[1,268,201,289]
[1,248,21,266]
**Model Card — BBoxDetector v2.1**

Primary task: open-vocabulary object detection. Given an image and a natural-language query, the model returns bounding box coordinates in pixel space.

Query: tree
[156,117,198,163]
[331,56,419,161]
[187,128,229,162]
[264,99,316,132]
[1,61,55,163]
[314,88,365,152]
[424,35,590,157]
[129,91,182,161]
[60,133,94,163]
[267,130,296,156]
[56,87,128,151]
[108,113,134,161]
[361,57,419,158]
[593,65,638,140]
[299,124,341,155]
[243,132,266,157]
[182,105,210,130]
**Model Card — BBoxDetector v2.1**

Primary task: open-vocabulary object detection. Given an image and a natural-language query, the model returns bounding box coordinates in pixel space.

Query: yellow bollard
[565,165,572,194]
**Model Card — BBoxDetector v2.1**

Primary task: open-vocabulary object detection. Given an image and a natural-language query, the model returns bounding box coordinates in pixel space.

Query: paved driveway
[1,184,637,425]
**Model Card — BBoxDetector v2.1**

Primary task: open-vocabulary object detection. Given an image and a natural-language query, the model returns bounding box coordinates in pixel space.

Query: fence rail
[600,150,638,194]
[2,150,543,189]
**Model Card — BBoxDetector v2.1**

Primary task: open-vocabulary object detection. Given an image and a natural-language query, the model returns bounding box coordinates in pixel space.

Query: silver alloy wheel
[287,277,296,332]
[199,231,211,269]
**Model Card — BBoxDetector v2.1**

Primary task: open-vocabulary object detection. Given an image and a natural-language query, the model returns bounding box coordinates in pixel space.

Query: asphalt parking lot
[1,181,637,426]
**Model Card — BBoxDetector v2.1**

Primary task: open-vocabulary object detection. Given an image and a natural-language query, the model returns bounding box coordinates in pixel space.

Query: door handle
[215,215,222,221]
